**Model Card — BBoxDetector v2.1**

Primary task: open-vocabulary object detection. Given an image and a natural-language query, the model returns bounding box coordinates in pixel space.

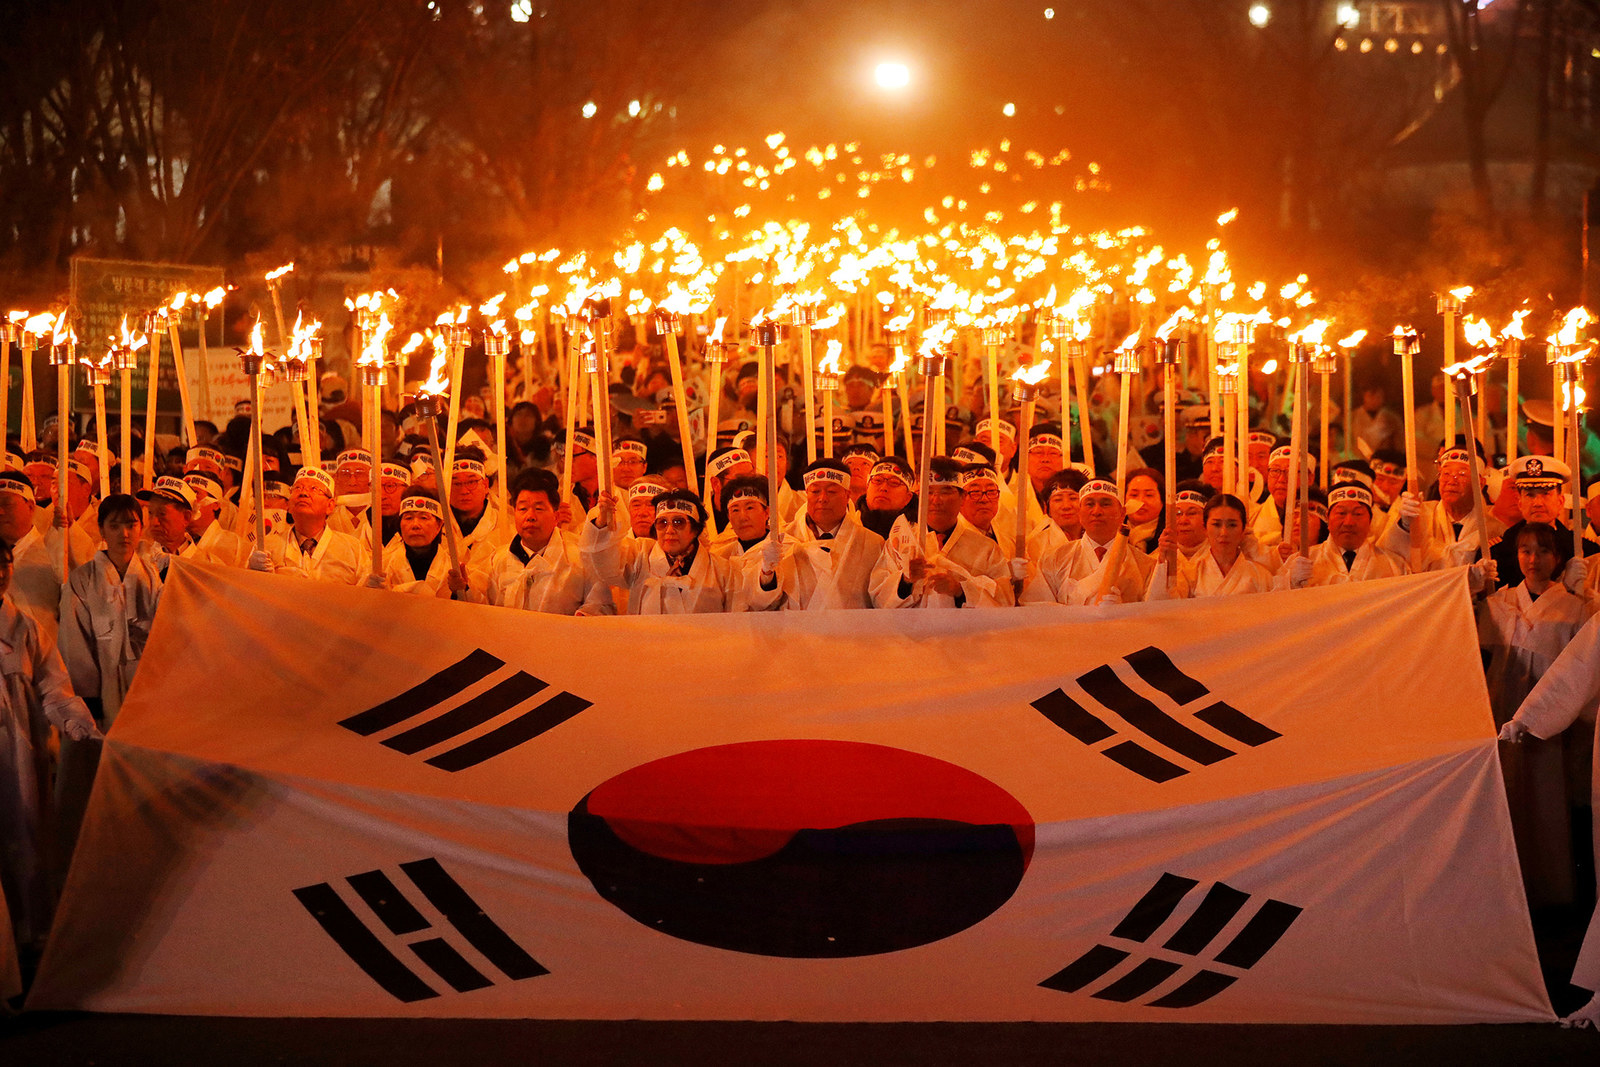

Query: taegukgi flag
[28,563,1552,1023]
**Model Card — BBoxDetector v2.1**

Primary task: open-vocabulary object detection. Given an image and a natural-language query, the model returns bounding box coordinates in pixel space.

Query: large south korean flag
[28,563,1553,1023]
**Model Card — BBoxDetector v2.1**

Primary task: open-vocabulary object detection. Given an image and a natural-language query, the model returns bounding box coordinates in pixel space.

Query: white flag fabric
[27,563,1553,1023]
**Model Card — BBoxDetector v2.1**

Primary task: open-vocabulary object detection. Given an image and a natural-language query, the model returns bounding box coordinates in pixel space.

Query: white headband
[613,440,648,460]
[452,459,486,479]
[803,467,850,489]
[400,495,444,521]
[708,449,751,478]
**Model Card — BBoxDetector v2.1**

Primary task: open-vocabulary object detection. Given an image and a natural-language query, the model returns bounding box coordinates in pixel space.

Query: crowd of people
[1,330,1599,1014]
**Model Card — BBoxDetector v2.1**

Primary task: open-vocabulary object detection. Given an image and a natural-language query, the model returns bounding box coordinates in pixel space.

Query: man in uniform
[1490,455,1595,591]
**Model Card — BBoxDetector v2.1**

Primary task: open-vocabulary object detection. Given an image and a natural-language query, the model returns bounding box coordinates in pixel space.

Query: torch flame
[357,313,393,369]
[202,287,226,309]
[418,335,451,398]
[1012,361,1052,386]
[264,263,294,283]
[1217,208,1239,227]
[1461,315,1494,349]
[708,316,729,345]
[49,312,71,348]
[1442,354,1494,378]
[1155,308,1192,341]
[1549,307,1593,350]
[1501,310,1530,341]
[1118,329,1142,352]
[249,319,265,357]
[168,292,190,312]
[1336,329,1368,349]
[1449,285,1474,302]
[1293,319,1330,346]
[818,340,844,375]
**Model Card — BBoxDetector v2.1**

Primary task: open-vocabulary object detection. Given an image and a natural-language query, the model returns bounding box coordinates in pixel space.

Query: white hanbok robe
[773,514,886,611]
[376,540,488,600]
[61,552,162,730]
[1021,533,1155,606]
[1272,538,1406,590]
[1147,549,1275,600]
[1377,499,1504,573]
[478,534,615,615]
[1509,613,1600,995]
[870,515,1011,609]
[581,516,775,614]
[0,596,95,946]
[456,503,514,558]
[264,524,364,585]
[8,524,96,645]
[1480,582,1589,908]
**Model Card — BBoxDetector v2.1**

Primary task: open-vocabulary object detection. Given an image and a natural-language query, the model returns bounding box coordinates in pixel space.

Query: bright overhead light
[1336,2,1359,28]
[1248,3,1270,27]
[874,62,911,91]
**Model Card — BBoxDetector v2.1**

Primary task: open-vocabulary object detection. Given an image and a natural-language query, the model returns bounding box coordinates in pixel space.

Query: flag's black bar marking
[1031,689,1116,744]
[1213,899,1304,969]
[292,883,438,1003]
[400,859,548,980]
[383,672,549,755]
[1103,741,1188,783]
[1148,969,1238,1008]
[346,870,429,936]
[1110,873,1201,942]
[1162,881,1251,955]
[1194,702,1282,748]
[1090,957,1184,1002]
[340,650,505,736]
[427,692,593,772]
[1123,646,1210,705]
[409,938,494,993]
[1078,666,1235,766]
[1038,945,1129,993]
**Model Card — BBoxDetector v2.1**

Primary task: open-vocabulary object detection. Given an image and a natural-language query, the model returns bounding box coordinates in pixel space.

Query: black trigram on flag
[338,649,591,772]
[1032,646,1280,783]
[294,857,548,1003]
[1040,872,1303,1009]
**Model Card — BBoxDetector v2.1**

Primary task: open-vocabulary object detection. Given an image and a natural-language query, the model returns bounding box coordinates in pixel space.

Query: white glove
[1096,586,1123,606]
[1396,491,1422,527]
[760,538,782,574]
[1288,555,1314,587]
[1498,720,1530,743]
[247,549,272,572]
[363,573,386,589]
[1468,557,1498,593]
[1008,557,1028,582]
[1563,556,1589,594]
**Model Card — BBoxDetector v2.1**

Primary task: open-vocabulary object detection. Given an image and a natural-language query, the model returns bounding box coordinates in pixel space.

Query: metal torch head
[47,340,74,367]
[982,327,1009,347]
[1155,337,1182,366]
[358,365,387,389]
[754,320,780,347]
[483,334,510,359]
[410,391,447,419]
[1113,348,1140,375]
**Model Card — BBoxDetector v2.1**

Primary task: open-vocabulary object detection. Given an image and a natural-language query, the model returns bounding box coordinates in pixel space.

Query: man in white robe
[1275,484,1408,590]
[249,467,364,584]
[871,458,1011,609]
[478,469,613,615]
[773,460,884,611]
[1023,477,1154,606]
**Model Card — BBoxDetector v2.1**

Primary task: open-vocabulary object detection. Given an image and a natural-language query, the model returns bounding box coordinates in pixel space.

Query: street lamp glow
[1336,2,1360,29]
[1248,3,1270,27]
[874,62,911,91]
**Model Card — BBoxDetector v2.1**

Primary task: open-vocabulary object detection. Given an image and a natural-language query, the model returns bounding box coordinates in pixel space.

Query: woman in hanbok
[1480,522,1588,908]
[1147,493,1274,600]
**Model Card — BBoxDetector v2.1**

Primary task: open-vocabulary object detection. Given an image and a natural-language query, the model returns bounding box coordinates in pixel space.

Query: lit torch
[235,320,272,550]
[1011,359,1052,589]
[83,329,118,498]
[355,312,393,579]
[1501,310,1529,464]
[110,316,148,493]
[815,339,845,459]
[407,332,464,573]
[1441,351,1497,575]
[48,313,74,567]
[1546,307,1594,557]
[1392,325,1422,496]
